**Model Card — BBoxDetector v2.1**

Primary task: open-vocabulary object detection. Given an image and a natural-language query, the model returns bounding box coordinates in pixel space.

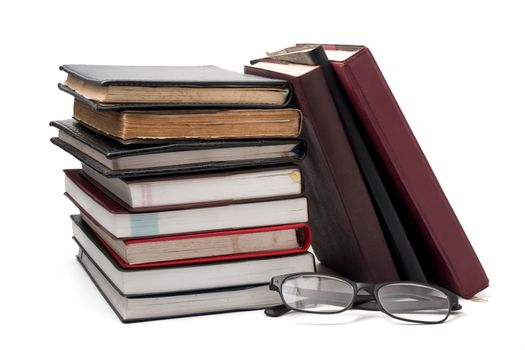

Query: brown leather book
[72,99,303,141]
[323,44,488,298]
[245,62,400,283]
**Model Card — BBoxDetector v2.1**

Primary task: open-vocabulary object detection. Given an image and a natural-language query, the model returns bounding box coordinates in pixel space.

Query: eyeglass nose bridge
[355,282,375,293]
[351,282,379,310]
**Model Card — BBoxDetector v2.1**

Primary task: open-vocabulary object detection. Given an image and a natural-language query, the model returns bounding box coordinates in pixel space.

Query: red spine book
[325,44,488,298]
[83,216,312,269]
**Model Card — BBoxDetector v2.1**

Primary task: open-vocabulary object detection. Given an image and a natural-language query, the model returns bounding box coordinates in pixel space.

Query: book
[73,99,302,140]
[65,169,308,238]
[81,164,303,212]
[248,45,427,283]
[71,215,316,295]
[58,64,291,109]
[245,61,402,283]
[50,119,304,178]
[81,213,311,267]
[320,44,488,298]
[77,247,283,322]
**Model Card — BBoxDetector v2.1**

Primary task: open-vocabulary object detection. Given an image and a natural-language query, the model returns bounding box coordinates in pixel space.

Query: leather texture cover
[58,64,292,110]
[245,64,400,283]
[50,119,305,178]
[60,64,290,86]
[81,213,312,269]
[325,44,488,298]
[248,46,427,283]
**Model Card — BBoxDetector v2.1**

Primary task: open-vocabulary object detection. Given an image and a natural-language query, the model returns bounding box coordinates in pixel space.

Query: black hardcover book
[77,248,283,323]
[58,64,292,111]
[50,119,304,178]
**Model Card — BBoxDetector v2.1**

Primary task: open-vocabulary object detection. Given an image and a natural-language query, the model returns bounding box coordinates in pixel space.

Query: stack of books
[51,64,315,322]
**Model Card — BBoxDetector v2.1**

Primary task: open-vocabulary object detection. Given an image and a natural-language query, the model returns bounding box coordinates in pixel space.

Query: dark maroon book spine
[329,46,488,298]
[245,64,399,283]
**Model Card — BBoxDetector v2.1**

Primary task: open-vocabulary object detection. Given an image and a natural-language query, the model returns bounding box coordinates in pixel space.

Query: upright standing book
[245,61,402,283]
[248,45,427,283]
[320,44,488,298]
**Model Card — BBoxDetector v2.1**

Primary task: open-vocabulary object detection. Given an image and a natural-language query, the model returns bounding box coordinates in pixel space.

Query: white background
[1,0,523,348]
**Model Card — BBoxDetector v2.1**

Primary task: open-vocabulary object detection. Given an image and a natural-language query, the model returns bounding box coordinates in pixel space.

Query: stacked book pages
[51,65,315,322]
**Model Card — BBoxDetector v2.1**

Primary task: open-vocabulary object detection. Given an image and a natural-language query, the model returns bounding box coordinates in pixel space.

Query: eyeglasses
[266,273,462,324]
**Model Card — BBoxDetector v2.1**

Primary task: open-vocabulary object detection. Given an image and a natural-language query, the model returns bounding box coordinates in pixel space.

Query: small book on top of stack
[51,64,315,322]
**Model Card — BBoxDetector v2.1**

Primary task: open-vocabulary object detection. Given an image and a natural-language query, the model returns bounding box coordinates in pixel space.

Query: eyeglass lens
[377,282,451,323]
[281,275,354,313]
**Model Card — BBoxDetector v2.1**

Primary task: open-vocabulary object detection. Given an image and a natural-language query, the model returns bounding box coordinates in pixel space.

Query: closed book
[64,169,308,238]
[322,44,488,298]
[50,119,304,178]
[81,213,312,267]
[245,62,400,283]
[77,247,283,323]
[81,163,303,212]
[72,99,302,141]
[71,215,316,296]
[248,45,427,283]
[58,64,291,110]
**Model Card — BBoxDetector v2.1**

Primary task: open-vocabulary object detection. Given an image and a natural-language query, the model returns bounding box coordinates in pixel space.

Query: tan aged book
[73,100,302,140]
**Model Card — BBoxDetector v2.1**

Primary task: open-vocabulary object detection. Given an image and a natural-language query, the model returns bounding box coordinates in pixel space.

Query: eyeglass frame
[267,272,462,324]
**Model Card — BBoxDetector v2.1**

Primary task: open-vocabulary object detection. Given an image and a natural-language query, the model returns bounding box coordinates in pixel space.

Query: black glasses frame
[267,272,462,324]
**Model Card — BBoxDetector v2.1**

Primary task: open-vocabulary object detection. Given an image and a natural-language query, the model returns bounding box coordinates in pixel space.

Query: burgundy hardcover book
[323,44,488,298]
[63,169,308,239]
[81,211,312,269]
[245,62,399,283]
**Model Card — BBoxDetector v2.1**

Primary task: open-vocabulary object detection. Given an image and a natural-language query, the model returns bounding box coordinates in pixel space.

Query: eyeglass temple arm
[443,290,462,311]
[264,304,291,317]
[265,279,293,317]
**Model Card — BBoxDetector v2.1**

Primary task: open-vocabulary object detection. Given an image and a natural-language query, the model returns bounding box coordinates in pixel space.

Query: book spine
[95,222,313,269]
[306,47,427,283]
[245,65,400,283]
[332,48,488,297]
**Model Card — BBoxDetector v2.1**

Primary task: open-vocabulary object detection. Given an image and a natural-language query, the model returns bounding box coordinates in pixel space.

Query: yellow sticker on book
[289,170,301,183]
